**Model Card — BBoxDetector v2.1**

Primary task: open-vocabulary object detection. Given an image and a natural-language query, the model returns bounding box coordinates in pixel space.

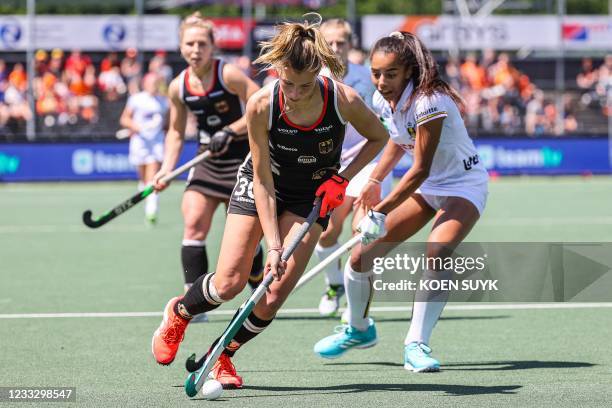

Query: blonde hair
[320,18,353,43]
[254,13,344,78]
[179,12,215,44]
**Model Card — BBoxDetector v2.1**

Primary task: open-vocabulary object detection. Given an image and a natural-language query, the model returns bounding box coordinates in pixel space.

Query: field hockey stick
[292,233,362,292]
[82,150,211,228]
[184,198,322,398]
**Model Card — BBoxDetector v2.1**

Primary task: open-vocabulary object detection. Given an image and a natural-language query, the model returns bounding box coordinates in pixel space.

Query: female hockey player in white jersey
[315,18,393,317]
[314,31,488,372]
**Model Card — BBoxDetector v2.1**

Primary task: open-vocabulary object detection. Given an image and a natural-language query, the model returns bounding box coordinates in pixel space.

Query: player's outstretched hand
[152,169,170,192]
[357,209,387,245]
[266,248,287,281]
[354,180,382,209]
[208,127,236,156]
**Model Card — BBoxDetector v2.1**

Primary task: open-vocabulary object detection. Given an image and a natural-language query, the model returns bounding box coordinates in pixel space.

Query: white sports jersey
[373,81,488,191]
[127,92,168,141]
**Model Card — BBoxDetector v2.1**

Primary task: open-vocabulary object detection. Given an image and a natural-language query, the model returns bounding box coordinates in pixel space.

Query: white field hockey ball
[201,379,223,400]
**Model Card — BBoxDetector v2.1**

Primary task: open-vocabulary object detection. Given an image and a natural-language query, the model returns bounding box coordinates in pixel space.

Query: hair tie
[389,31,404,40]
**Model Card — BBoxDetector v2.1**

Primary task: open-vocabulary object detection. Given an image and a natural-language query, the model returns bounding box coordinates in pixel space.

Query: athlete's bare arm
[222,63,261,137]
[246,87,282,244]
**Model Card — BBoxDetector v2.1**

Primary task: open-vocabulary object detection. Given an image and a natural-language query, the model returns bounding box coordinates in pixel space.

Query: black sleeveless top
[179,59,249,161]
[241,76,347,203]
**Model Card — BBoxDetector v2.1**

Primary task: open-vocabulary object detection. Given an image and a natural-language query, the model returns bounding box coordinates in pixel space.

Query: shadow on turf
[221,383,522,399]
[443,360,596,371]
[325,360,595,371]
[274,315,510,323]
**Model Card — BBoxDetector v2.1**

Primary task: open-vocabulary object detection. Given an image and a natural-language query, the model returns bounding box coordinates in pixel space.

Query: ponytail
[254,13,345,78]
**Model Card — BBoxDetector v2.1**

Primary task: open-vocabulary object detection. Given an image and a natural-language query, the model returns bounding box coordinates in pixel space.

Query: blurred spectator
[121,48,142,95]
[100,51,120,73]
[98,66,127,102]
[4,62,32,128]
[64,49,92,78]
[35,49,48,76]
[348,48,367,65]
[577,57,598,90]
[595,54,612,116]
[445,56,462,92]
[48,49,64,77]
[460,53,487,91]
[148,50,173,85]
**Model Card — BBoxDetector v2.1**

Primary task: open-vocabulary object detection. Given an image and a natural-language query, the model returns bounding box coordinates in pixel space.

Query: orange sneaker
[210,353,243,389]
[152,297,189,365]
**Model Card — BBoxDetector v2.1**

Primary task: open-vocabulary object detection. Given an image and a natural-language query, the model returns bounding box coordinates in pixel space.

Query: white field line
[2,216,612,234]
[1,303,612,319]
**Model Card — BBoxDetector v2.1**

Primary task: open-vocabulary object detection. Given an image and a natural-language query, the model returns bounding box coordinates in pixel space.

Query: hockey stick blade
[82,187,152,228]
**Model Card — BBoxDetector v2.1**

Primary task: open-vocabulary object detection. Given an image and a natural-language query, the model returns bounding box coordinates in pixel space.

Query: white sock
[344,262,373,331]
[145,192,159,217]
[405,269,453,345]
[315,242,343,286]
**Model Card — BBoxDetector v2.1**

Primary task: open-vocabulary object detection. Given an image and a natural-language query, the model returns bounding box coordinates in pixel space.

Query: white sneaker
[318,285,345,317]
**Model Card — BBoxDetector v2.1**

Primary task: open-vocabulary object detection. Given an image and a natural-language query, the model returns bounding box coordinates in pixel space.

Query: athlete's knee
[183,214,210,240]
[426,242,454,266]
[214,273,245,301]
[259,292,286,318]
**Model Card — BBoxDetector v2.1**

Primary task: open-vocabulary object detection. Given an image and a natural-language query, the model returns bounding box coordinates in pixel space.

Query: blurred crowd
[1,48,610,139]
[0,48,173,137]
[445,51,611,136]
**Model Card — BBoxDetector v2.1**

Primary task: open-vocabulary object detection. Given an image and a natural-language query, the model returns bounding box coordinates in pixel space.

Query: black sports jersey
[240,76,346,203]
[179,59,248,158]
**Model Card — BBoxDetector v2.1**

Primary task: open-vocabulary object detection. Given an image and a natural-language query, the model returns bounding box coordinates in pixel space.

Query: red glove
[315,174,349,217]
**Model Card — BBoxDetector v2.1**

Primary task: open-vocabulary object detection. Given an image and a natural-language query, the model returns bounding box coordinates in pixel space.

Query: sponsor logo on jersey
[191,110,204,115]
[277,127,298,135]
[185,96,200,102]
[209,90,224,98]
[463,154,480,171]
[319,139,334,154]
[207,115,222,127]
[416,106,438,119]
[214,100,229,113]
[298,155,317,164]
[277,144,298,152]
[314,124,333,133]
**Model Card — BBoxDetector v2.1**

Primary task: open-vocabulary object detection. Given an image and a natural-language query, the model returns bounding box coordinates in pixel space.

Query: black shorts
[227,175,330,229]
[185,141,249,200]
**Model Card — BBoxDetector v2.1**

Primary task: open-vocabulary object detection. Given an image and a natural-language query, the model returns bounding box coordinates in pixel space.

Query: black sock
[175,273,223,317]
[248,244,264,287]
[181,244,208,285]
[222,311,273,356]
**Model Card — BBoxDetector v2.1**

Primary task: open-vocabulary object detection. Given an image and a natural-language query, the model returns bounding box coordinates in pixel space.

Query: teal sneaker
[403,342,440,372]
[314,319,378,359]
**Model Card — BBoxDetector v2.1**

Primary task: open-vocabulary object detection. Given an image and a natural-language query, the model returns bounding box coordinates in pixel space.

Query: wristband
[368,177,381,185]
[267,247,283,254]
